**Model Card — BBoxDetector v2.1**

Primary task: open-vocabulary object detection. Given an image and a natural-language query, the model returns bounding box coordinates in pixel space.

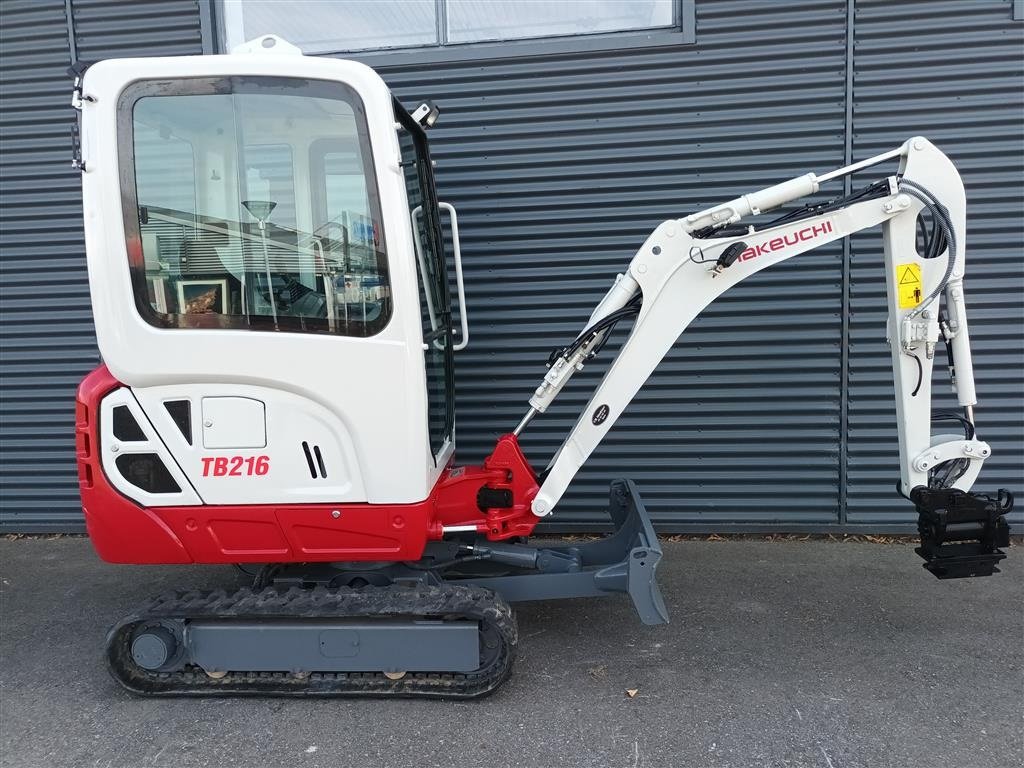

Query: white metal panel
[133,382,365,504]
[201,397,266,449]
[99,388,202,507]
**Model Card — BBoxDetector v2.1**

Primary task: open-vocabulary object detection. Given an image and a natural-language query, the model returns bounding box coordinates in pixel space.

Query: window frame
[117,75,392,337]
[217,0,695,65]
[394,96,455,452]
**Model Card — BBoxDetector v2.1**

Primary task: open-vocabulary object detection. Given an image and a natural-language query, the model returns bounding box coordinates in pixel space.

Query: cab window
[121,76,390,336]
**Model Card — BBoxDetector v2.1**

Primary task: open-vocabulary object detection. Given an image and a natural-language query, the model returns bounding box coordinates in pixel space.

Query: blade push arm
[519,138,1009,566]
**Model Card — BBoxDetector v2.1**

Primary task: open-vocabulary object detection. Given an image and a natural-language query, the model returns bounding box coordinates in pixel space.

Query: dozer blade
[463,479,670,625]
[578,478,670,625]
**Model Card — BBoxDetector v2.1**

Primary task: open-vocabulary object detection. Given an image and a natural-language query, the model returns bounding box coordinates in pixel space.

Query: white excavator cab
[78,36,461,508]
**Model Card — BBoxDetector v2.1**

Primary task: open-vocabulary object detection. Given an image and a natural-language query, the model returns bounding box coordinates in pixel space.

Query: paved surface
[0,537,1021,768]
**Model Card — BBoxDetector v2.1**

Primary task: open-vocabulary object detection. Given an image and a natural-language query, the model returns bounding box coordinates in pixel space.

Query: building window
[221,0,677,55]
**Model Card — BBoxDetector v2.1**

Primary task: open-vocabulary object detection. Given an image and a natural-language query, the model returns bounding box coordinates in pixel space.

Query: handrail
[439,201,469,351]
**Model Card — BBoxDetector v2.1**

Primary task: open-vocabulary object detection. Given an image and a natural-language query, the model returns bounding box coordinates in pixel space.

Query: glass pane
[244,145,296,229]
[127,77,390,336]
[135,129,194,215]
[446,0,674,43]
[224,0,438,53]
[312,142,386,329]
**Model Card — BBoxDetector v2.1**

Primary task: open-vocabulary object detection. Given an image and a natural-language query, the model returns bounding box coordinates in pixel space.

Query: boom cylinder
[523,272,640,420]
[683,173,820,232]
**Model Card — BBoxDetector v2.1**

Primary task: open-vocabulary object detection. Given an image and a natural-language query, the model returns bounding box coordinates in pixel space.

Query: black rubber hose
[898,179,957,318]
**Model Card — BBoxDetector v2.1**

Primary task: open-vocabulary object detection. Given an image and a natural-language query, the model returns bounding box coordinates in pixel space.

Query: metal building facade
[0,0,1020,532]
[0,0,209,530]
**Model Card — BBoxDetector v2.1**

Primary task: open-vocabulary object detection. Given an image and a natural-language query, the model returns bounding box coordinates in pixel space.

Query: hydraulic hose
[898,179,957,320]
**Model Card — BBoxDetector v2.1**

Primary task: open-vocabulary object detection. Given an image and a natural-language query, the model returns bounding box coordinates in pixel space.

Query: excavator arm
[516,137,1011,578]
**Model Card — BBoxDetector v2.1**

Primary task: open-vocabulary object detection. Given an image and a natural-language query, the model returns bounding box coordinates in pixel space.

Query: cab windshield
[120,76,390,335]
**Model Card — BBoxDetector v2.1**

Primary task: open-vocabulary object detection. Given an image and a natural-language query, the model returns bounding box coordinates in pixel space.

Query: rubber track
[105,584,517,699]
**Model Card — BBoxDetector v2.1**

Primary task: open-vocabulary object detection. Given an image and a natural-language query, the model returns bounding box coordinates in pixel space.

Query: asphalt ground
[1,536,1021,768]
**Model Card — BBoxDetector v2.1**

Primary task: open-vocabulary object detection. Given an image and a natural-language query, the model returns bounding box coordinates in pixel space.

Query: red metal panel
[76,365,542,564]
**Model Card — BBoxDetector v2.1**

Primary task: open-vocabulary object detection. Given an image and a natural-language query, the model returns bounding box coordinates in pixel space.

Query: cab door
[395,101,455,459]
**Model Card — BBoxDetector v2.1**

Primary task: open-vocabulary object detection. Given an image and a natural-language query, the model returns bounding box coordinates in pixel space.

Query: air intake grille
[111,406,146,442]
[115,454,181,494]
[301,442,328,479]
[163,400,192,445]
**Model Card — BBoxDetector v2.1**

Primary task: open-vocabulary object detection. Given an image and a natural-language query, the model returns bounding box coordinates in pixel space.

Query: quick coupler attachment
[910,486,1012,579]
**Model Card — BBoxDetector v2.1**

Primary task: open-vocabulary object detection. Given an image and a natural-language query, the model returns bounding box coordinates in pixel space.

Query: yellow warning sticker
[897,262,923,309]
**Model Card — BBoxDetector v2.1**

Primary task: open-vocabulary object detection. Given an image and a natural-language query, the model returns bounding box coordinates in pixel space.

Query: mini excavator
[70,36,1012,698]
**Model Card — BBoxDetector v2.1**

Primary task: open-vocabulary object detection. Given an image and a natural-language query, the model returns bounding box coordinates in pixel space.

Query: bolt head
[331,510,340,519]
[204,420,213,428]
[110,445,119,453]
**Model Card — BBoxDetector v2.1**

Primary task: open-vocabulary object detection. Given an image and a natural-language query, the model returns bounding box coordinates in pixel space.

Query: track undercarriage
[107,480,667,698]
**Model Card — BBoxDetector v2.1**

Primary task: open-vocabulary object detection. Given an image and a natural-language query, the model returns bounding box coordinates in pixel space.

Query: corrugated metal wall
[374,0,1023,531]
[379,0,853,530]
[0,0,207,531]
[0,0,1019,532]
[846,0,1024,524]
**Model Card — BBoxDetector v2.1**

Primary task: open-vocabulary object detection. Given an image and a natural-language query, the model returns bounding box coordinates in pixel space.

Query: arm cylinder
[946,281,978,407]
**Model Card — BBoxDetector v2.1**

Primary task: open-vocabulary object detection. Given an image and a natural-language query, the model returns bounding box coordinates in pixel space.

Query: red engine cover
[76,365,540,565]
